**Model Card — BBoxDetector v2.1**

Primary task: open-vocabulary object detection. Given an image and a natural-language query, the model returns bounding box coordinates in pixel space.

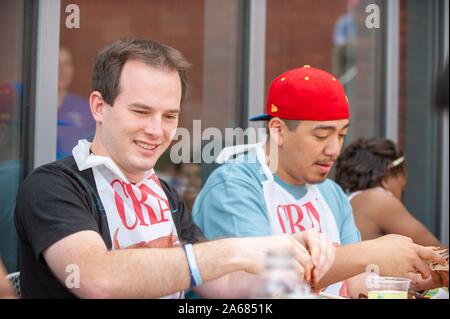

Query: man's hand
[410,270,448,291]
[293,229,336,284]
[238,234,314,283]
[365,234,447,279]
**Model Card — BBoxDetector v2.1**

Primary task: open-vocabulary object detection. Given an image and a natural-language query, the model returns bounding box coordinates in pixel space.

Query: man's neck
[90,136,107,158]
[264,141,305,186]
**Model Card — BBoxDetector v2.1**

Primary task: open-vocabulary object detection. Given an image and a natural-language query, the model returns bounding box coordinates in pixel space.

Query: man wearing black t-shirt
[14,38,337,298]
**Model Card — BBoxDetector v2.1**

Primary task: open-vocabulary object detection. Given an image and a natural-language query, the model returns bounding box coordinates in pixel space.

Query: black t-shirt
[14,156,204,298]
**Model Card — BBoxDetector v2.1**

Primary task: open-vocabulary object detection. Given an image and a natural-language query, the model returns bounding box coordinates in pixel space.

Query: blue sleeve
[192,175,270,239]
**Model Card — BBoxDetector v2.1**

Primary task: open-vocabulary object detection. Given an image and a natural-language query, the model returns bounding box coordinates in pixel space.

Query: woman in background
[335,137,440,246]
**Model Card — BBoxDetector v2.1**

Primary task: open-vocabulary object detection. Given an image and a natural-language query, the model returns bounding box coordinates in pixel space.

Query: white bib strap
[255,145,274,181]
[215,143,261,164]
[215,142,274,181]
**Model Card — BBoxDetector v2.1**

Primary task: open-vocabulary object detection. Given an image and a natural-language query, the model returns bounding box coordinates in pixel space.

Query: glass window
[398,0,444,234]
[59,0,244,208]
[0,0,28,273]
[265,0,384,142]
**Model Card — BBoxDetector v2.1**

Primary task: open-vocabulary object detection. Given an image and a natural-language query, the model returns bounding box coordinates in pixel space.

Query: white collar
[72,139,154,184]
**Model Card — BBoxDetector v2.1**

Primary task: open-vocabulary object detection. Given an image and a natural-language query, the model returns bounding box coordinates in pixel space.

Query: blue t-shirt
[192,152,361,245]
[57,93,95,160]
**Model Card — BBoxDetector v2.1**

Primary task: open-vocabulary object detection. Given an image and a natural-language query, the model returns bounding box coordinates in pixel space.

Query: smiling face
[90,60,181,182]
[269,118,350,185]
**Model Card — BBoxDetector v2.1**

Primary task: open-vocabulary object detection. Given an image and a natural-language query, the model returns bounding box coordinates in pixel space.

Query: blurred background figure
[156,154,202,210]
[57,47,95,160]
[180,163,202,210]
[157,162,187,196]
[332,0,359,81]
[335,137,441,246]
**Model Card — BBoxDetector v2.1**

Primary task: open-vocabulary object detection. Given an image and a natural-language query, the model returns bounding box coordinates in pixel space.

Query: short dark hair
[265,119,301,136]
[334,137,405,193]
[92,38,191,105]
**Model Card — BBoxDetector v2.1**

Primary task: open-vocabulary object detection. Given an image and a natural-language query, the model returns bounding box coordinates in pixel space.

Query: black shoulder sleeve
[160,179,206,244]
[14,163,101,263]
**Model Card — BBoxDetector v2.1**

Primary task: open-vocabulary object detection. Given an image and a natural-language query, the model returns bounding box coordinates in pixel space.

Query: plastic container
[250,250,315,299]
[365,275,411,299]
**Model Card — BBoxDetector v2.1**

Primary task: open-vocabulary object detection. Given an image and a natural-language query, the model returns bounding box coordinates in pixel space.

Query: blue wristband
[183,243,203,287]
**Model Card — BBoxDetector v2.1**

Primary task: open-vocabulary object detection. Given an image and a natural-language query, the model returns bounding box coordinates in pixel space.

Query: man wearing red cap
[193,66,447,297]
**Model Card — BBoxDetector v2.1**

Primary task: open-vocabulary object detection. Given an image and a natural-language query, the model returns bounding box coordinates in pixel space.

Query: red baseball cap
[250,66,350,121]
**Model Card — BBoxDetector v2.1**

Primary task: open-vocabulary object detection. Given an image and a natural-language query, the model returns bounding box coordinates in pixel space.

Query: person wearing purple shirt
[57,47,95,160]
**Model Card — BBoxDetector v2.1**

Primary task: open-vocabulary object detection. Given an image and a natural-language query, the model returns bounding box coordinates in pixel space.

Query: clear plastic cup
[365,275,411,299]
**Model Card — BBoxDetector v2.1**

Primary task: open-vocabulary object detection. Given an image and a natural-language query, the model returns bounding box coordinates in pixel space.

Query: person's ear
[380,176,390,191]
[89,91,107,123]
[267,118,286,146]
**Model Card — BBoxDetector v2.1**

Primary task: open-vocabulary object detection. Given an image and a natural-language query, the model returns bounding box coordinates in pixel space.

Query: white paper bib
[216,143,345,296]
[73,140,183,299]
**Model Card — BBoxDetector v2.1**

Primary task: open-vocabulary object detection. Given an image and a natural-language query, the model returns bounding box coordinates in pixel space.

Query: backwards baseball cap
[250,65,350,121]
